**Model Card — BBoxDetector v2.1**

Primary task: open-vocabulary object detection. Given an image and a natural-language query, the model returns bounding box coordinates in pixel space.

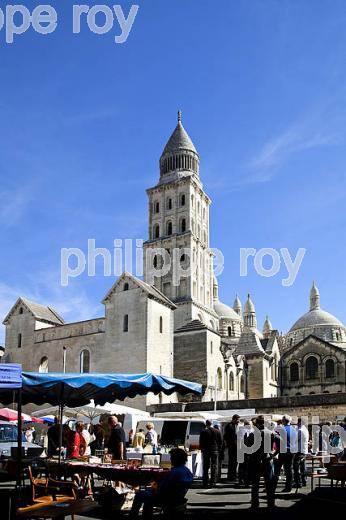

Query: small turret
[244,294,257,329]
[233,294,242,316]
[263,315,273,338]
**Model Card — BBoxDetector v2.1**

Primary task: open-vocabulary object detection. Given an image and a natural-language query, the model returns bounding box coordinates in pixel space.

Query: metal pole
[62,346,66,373]
[16,389,22,488]
[58,402,63,465]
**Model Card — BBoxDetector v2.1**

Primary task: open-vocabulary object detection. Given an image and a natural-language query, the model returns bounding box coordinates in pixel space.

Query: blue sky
[1,0,346,342]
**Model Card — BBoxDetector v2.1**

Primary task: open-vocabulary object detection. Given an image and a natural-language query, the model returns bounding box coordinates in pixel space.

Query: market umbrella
[0,372,203,407]
[39,416,55,424]
[0,407,31,422]
[29,417,44,423]
[0,371,203,464]
[32,402,149,421]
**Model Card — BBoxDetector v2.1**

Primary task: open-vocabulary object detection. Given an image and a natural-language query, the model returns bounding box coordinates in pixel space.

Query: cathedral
[2,114,346,409]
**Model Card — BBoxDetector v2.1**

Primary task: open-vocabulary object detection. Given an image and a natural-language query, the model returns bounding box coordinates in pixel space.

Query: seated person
[129,448,193,520]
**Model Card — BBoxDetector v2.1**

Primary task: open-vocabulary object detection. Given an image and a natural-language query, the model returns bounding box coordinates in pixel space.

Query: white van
[0,421,43,457]
[136,418,207,450]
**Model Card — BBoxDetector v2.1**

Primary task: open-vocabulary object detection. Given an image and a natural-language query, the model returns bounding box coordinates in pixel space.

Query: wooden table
[48,461,170,487]
[17,498,96,519]
[306,454,331,491]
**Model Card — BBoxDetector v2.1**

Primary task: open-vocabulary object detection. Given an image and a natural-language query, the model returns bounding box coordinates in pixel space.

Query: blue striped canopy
[0,372,202,407]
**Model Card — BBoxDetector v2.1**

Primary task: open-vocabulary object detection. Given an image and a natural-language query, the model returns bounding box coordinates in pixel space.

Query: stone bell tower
[143,112,218,330]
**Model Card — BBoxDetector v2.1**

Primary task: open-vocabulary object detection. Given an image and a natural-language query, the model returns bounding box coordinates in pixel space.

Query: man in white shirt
[293,418,309,487]
[81,424,91,456]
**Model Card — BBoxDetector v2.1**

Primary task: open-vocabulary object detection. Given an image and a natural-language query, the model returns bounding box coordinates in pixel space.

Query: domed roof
[289,309,344,332]
[161,113,198,156]
[214,300,242,321]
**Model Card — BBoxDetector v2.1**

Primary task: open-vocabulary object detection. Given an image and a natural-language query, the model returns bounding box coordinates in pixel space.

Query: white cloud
[244,119,342,185]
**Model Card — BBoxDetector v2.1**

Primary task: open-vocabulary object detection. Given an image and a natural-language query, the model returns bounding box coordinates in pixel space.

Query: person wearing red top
[68,421,86,459]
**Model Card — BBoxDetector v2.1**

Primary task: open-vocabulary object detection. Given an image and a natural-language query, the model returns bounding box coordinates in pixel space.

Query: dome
[214,300,242,321]
[289,309,344,332]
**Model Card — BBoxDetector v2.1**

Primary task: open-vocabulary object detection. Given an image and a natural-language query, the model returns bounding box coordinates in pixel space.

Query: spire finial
[178,110,182,123]
[310,281,320,311]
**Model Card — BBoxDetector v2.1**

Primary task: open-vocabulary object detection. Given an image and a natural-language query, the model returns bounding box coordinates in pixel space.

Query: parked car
[0,421,43,457]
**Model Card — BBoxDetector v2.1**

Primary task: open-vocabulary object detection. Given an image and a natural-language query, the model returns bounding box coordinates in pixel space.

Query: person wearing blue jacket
[129,448,193,520]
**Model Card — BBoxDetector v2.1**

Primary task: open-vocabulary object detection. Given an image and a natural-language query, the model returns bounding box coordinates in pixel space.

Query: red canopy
[0,407,32,422]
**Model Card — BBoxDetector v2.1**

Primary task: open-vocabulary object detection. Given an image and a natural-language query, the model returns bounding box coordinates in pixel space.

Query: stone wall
[147,393,346,422]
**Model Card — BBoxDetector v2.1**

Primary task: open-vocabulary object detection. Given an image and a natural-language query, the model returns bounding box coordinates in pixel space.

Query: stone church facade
[2,114,345,408]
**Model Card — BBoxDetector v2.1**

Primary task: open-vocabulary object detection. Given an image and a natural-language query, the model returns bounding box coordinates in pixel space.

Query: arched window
[153,255,158,269]
[159,316,163,334]
[191,194,194,207]
[154,224,160,239]
[180,194,186,206]
[19,307,23,314]
[217,368,223,390]
[240,375,245,394]
[180,219,186,233]
[39,356,48,373]
[180,253,186,263]
[167,198,172,210]
[229,372,234,392]
[154,201,160,213]
[80,350,90,373]
[123,282,129,291]
[306,356,318,380]
[17,333,22,348]
[123,314,129,332]
[228,326,233,337]
[325,359,335,378]
[166,221,172,235]
[290,362,299,382]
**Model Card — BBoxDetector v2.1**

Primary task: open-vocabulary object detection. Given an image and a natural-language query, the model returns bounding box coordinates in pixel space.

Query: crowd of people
[199,413,346,509]
[43,412,346,512]
[46,416,159,461]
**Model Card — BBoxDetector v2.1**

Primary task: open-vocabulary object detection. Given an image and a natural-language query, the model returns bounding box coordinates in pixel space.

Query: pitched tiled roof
[3,297,64,325]
[174,319,208,334]
[102,273,176,310]
[234,330,265,356]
